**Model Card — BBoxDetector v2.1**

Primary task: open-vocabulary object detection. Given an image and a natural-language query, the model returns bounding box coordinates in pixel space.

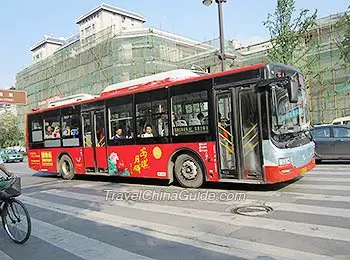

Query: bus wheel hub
[181,160,197,180]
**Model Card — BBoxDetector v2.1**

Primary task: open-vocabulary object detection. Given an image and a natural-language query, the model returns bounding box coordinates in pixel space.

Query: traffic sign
[0,89,27,105]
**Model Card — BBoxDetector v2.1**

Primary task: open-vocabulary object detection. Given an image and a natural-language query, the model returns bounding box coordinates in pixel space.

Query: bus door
[216,91,239,178]
[216,87,263,181]
[237,87,263,180]
[82,110,108,172]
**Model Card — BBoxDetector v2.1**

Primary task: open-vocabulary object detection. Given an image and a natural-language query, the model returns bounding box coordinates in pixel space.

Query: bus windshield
[270,74,310,135]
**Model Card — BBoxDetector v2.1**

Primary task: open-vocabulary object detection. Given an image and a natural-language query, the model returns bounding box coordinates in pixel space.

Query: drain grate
[231,205,273,216]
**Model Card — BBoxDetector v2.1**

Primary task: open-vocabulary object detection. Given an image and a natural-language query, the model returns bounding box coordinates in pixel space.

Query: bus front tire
[174,154,204,188]
[59,155,75,180]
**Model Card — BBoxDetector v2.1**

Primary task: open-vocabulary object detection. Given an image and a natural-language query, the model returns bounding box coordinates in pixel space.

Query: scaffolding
[17,12,349,130]
[15,25,238,131]
[235,12,350,125]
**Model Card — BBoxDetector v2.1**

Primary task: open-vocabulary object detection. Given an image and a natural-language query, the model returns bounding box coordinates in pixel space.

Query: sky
[0,0,348,89]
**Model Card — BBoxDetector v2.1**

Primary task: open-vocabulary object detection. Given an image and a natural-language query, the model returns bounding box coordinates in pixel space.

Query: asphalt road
[0,160,349,260]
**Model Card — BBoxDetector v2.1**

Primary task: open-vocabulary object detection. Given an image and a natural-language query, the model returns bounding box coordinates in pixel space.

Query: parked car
[0,149,24,163]
[310,125,350,162]
[331,116,350,125]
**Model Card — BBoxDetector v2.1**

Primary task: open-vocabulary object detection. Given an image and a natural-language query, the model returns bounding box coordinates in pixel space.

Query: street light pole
[202,0,226,71]
[217,0,225,71]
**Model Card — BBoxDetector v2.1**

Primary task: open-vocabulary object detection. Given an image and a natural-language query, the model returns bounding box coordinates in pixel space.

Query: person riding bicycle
[0,155,14,193]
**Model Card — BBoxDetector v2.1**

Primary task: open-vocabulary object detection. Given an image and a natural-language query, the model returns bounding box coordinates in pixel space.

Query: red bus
[26,62,315,188]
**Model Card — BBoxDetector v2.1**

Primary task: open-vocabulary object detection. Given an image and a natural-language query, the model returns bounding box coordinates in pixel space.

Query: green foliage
[0,113,24,148]
[263,0,318,73]
[336,6,350,67]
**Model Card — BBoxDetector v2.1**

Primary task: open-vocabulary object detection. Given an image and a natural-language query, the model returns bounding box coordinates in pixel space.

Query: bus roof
[28,63,266,115]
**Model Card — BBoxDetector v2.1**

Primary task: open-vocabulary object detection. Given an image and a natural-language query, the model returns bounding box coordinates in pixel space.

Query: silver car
[310,125,350,162]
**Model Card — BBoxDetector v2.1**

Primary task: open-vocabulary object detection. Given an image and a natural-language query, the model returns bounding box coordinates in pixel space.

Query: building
[235,12,350,125]
[15,3,238,132]
[17,4,349,129]
[31,36,66,63]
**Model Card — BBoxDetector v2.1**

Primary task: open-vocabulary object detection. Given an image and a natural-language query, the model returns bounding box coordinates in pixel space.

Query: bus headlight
[278,157,291,166]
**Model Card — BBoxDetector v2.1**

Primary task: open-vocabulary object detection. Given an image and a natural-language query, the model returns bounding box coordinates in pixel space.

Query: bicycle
[0,176,31,244]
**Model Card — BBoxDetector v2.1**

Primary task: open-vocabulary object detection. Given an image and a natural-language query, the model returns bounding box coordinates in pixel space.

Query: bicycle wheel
[1,198,31,244]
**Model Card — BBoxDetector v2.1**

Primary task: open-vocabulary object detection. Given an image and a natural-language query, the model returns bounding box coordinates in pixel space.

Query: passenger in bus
[46,125,53,138]
[174,115,187,127]
[53,126,61,138]
[141,125,153,137]
[113,128,124,142]
[197,112,204,124]
[62,126,71,136]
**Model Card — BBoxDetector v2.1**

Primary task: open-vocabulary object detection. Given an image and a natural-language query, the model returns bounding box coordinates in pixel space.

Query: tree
[263,0,318,73]
[336,6,350,67]
[0,112,24,148]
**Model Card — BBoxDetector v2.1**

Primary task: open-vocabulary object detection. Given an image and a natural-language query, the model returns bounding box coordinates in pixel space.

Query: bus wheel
[174,154,204,188]
[59,155,75,180]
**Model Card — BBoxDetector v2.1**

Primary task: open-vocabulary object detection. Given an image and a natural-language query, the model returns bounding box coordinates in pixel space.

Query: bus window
[108,103,133,142]
[171,91,209,136]
[61,107,81,147]
[28,114,44,144]
[43,110,61,147]
[44,118,60,139]
[136,96,168,138]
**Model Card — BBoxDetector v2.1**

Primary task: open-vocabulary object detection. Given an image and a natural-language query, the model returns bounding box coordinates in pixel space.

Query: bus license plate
[301,167,307,174]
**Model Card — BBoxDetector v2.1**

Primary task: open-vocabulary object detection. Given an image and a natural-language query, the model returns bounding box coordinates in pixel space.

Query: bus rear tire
[59,155,75,180]
[174,154,204,188]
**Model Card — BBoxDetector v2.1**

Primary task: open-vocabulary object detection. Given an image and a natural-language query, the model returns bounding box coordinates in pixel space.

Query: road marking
[38,189,350,242]
[284,192,350,202]
[284,184,350,191]
[309,170,350,176]
[30,218,155,260]
[73,182,111,188]
[266,202,350,218]
[21,195,333,260]
[0,251,14,260]
[301,177,350,182]
[22,181,64,189]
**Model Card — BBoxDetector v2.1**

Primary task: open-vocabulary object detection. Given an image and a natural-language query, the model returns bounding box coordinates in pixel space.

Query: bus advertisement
[26,62,316,188]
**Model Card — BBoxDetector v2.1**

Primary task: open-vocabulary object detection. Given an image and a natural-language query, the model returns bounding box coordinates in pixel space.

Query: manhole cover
[231,205,273,216]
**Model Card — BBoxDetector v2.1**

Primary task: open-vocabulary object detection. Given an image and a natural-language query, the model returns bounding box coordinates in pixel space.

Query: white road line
[285,184,350,191]
[72,182,111,188]
[266,202,350,218]
[39,189,350,242]
[30,218,155,260]
[284,192,350,202]
[308,171,350,175]
[21,196,333,260]
[301,177,350,182]
[0,251,14,260]
[22,181,64,189]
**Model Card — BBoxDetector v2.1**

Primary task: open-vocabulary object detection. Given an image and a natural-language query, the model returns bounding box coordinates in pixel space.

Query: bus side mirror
[287,76,298,103]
